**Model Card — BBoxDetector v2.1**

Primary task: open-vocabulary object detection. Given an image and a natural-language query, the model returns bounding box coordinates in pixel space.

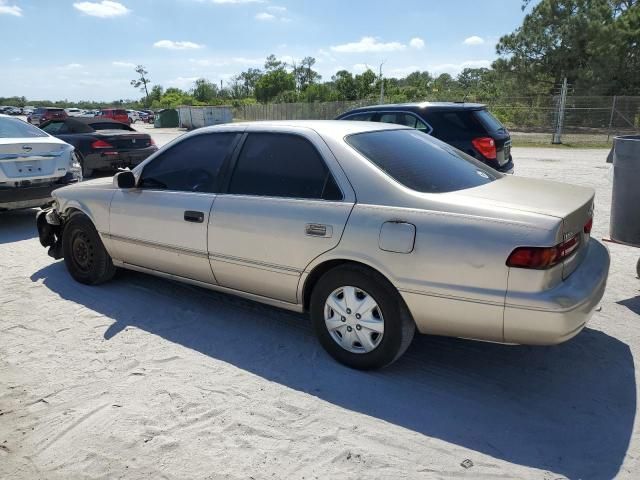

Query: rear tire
[62,212,116,285]
[310,264,415,370]
[78,153,93,178]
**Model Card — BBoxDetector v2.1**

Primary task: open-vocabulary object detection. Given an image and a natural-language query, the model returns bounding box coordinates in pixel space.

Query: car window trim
[220,131,345,202]
[342,110,434,135]
[138,131,242,194]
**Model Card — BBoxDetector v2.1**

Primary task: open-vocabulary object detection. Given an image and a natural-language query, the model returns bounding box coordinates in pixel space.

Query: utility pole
[378,62,385,104]
[552,77,568,144]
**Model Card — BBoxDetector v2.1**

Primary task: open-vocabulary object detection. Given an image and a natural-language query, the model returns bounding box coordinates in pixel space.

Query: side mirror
[114,170,136,189]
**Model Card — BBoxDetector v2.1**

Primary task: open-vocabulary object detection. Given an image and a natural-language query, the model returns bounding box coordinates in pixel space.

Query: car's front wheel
[62,212,116,285]
[310,264,415,370]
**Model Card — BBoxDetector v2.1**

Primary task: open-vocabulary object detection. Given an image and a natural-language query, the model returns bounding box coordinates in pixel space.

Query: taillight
[584,217,593,234]
[507,234,581,269]
[471,137,497,160]
[149,138,156,146]
[91,139,114,149]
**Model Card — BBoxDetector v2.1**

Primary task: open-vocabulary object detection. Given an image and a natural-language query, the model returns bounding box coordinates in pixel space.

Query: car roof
[198,119,410,139]
[42,117,131,132]
[343,101,486,114]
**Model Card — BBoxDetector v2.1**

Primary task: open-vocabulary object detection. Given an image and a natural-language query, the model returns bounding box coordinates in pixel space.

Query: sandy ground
[1,141,639,480]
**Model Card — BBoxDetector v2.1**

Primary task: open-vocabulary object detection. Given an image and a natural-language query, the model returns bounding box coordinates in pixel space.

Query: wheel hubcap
[324,286,384,354]
[72,232,94,272]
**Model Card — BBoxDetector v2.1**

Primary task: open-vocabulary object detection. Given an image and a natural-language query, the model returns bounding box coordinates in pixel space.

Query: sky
[0,0,535,102]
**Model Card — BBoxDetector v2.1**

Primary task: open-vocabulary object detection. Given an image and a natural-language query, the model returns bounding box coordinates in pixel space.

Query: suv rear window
[346,129,500,193]
[474,109,505,132]
[422,110,486,141]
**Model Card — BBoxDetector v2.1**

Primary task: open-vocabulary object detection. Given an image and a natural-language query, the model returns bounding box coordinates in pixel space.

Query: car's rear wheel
[77,152,93,178]
[62,212,116,285]
[310,264,415,369]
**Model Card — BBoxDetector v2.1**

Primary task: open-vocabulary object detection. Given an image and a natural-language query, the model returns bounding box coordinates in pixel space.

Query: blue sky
[0,0,535,101]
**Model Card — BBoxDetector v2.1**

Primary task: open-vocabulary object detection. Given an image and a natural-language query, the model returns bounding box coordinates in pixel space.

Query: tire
[78,153,93,178]
[310,264,415,370]
[62,212,116,285]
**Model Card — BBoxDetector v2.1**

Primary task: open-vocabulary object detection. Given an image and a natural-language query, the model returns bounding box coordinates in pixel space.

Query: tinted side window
[229,133,342,200]
[378,112,429,131]
[140,133,238,193]
[345,112,375,121]
[347,129,500,194]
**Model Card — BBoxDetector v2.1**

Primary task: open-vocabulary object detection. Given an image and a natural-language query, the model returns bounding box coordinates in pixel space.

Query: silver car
[37,121,610,369]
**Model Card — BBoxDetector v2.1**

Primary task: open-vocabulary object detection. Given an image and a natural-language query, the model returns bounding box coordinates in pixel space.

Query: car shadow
[0,208,38,244]
[31,262,636,480]
[618,295,640,316]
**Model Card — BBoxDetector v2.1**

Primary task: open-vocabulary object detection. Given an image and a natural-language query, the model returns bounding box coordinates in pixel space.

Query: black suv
[336,102,513,173]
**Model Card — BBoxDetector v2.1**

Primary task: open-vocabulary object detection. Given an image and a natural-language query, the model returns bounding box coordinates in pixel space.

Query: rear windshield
[346,129,500,193]
[47,109,65,113]
[0,117,48,138]
[474,109,505,132]
[90,122,132,131]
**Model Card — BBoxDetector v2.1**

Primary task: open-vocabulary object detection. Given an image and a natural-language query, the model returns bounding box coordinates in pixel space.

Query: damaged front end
[36,208,64,259]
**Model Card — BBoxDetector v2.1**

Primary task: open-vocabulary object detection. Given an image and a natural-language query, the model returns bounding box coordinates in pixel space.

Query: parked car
[3,106,23,115]
[97,108,131,125]
[28,107,68,126]
[126,110,140,123]
[37,121,609,369]
[65,108,84,117]
[39,117,157,177]
[0,114,81,211]
[336,102,514,173]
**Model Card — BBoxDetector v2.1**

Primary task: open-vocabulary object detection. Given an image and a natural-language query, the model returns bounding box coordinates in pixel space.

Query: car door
[109,131,241,284]
[208,129,355,304]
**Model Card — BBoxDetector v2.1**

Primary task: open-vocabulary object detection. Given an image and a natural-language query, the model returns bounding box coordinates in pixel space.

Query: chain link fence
[232,96,640,145]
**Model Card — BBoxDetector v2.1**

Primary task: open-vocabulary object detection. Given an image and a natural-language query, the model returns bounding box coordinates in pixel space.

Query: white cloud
[255,12,275,21]
[0,0,22,17]
[331,37,406,53]
[352,63,369,74]
[409,37,425,50]
[154,40,204,50]
[189,57,262,67]
[66,63,83,69]
[167,76,200,88]
[73,1,130,18]
[112,61,135,67]
[267,5,286,12]
[463,35,485,46]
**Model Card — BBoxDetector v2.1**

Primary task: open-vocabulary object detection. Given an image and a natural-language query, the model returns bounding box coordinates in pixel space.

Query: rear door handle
[184,210,204,223]
[305,223,332,238]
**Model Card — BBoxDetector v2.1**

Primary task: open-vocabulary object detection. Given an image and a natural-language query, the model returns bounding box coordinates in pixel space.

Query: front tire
[310,265,415,370]
[62,212,116,285]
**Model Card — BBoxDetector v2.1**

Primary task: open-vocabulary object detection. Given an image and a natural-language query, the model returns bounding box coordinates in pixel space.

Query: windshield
[475,109,506,132]
[0,117,48,138]
[346,129,501,193]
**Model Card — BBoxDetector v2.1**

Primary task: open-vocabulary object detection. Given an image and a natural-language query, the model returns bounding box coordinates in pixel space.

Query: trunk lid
[96,131,153,150]
[458,175,594,278]
[0,139,69,182]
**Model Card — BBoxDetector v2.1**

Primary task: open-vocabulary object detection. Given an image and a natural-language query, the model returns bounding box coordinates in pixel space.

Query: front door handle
[184,210,204,223]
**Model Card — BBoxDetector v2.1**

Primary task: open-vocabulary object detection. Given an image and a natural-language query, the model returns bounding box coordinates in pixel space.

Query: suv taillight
[471,137,497,160]
[507,233,581,269]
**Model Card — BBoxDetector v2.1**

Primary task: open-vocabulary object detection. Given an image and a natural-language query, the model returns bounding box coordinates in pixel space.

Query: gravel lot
[1,136,639,479]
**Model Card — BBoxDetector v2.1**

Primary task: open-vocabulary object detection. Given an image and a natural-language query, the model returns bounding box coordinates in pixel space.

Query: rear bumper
[84,147,157,171]
[0,175,79,210]
[503,239,610,345]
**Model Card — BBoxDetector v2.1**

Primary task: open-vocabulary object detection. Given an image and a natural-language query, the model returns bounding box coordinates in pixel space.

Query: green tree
[255,56,296,103]
[332,70,357,100]
[496,0,640,94]
[192,78,218,103]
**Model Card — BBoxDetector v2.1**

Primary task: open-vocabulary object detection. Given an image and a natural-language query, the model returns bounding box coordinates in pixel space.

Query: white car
[0,115,82,211]
[127,110,140,123]
[65,108,84,117]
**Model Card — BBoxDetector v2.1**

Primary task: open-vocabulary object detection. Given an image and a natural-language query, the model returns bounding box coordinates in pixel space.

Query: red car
[28,107,68,125]
[97,108,131,124]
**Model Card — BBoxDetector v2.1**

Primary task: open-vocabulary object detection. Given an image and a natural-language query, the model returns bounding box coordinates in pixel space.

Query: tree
[148,85,164,104]
[130,65,152,106]
[332,70,357,100]
[192,78,218,103]
[238,68,263,97]
[254,54,295,102]
[355,69,377,99]
[496,0,640,94]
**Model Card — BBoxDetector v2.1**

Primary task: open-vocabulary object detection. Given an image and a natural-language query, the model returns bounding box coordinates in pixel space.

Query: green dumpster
[154,108,179,128]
